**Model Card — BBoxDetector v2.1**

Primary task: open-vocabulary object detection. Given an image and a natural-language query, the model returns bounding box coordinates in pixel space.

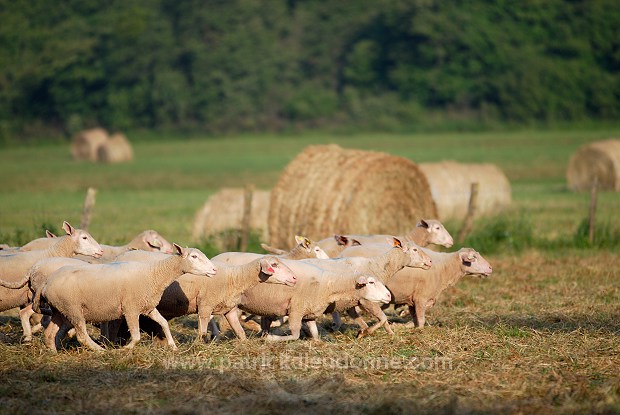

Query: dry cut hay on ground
[567,138,620,191]
[97,133,134,163]
[419,161,512,221]
[268,144,437,248]
[70,128,109,161]
[193,187,271,248]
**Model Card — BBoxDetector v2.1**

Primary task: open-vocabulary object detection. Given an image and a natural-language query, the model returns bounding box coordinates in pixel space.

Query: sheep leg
[73,318,104,352]
[260,316,274,337]
[106,319,123,344]
[44,311,63,352]
[19,304,35,342]
[265,313,302,341]
[306,320,320,340]
[414,302,426,328]
[208,316,220,340]
[224,307,247,340]
[331,312,343,331]
[146,308,177,350]
[403,305,418,328]
[358,302,393,338]
[56,319,73,346]
[123,313,142,349]
[346,307,369,330]
[31,313,44,334]
[197,307,212,339]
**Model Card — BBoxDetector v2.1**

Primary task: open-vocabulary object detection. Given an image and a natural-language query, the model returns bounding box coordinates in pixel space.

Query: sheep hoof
[22,336,32,343]
[357,329,368,339]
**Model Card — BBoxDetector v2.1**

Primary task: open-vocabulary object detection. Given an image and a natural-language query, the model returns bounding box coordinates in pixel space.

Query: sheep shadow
[475,311,620,334]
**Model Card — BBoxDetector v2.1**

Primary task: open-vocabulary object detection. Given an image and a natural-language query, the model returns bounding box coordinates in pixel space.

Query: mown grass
[1,126,619,413]
[0,250,618,414]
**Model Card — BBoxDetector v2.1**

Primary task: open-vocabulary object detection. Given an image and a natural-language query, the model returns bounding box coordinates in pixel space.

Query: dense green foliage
[1,0,619,141]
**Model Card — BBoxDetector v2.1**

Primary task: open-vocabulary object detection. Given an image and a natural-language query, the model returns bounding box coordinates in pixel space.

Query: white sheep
[386,247,492,328]
[17,230,57,252]
[318,219,454,256]
[3,257,92,341]
[0,221,103,340]
[114,250,298,341]
[291,237,433,336]
[75,229,175,263]
[262,234,360,258]
[34,244,217,352]
[240,260,391,341]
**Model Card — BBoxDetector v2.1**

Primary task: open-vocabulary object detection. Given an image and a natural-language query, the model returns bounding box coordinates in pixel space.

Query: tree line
[1,0,618,142]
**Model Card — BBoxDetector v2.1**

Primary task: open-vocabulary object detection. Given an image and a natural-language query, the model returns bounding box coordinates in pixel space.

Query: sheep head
[458,248,493,278]
[63,221,104,258]
[174,244,217,277]
[418,219,454,248]
[259,257,297,286]
[356,275,391,304]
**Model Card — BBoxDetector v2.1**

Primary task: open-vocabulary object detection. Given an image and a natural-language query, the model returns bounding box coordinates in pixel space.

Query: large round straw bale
[97,133,134,163]
[419,161,512,221]
[193,188,271,249]
[71,128,109,161]
[566,139,620,191]
[268,144,437,248]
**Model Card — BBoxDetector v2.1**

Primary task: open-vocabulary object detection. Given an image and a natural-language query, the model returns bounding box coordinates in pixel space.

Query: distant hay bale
[419,161,512,221]
[193,188,271,249]
[71,128,109,161]
[566,139,620,191]
[268,144,437,248]
[97,133,134,163]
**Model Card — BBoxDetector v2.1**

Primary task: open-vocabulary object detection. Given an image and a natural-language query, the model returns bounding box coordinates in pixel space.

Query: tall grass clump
[461,214,534,255]
[571,218,620,249]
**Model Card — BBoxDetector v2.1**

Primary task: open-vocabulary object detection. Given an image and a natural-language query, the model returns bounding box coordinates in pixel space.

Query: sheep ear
[260,258,275,275]
[392,237,403,248]
[173,243,184,256]
[356,275,368,286]
[334,235,347,246]
[295,235,310,248]
[351,238,361,246]
[417,219,429,229]
[62,221,75,236]
[45,230,56,238]
[149,237,163,248]
[459,250,475,264]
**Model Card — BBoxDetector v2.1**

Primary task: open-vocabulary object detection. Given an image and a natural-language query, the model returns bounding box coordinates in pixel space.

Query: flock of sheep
[0,218,492,352]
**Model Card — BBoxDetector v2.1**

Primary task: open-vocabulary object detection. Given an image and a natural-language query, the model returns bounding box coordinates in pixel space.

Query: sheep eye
[191,254,197,259]
[272,263,278,268]
[82,236,87,240]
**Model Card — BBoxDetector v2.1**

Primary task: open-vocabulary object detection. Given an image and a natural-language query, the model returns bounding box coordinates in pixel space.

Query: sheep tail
[260,243,287,255]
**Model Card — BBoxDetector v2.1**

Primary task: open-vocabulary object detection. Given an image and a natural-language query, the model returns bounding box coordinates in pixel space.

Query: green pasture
[1,127,619,250]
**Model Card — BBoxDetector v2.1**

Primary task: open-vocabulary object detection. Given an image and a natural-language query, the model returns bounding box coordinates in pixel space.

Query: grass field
[1,127,619,414]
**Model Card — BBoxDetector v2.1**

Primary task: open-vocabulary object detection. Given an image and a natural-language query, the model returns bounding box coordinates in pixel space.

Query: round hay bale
[71,128,109,161]
[566,139,620,192]
[419,161,512,221]
[268,144,437,248]
[193,188,271,249]
[97,133,134,163]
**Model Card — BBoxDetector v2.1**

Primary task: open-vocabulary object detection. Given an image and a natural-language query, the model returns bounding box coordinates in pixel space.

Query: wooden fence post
[80,187,97,230]
[588,176,598,244]
[240,184,254,252]
[457,182,479,244]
